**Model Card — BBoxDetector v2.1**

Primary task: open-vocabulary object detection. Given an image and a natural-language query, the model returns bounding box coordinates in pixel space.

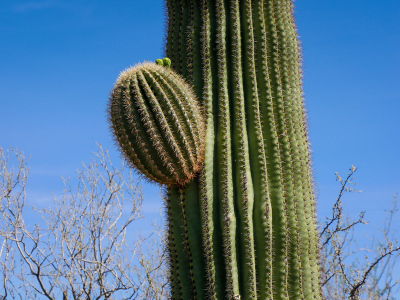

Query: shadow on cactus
[108,61,206,188]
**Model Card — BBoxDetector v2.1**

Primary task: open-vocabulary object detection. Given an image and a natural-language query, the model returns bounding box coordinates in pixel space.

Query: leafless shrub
[0,145,168,300]
[2,145,399,299]
[320,166,400,299]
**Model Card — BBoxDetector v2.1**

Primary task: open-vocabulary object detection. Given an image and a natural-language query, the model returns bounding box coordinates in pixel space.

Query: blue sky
[1,0,399,289]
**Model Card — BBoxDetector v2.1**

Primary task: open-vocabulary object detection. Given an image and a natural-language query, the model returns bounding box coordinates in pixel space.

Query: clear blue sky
[1,0,399,286]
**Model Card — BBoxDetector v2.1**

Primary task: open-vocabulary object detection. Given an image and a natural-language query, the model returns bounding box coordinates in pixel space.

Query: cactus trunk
[164,0,321,299]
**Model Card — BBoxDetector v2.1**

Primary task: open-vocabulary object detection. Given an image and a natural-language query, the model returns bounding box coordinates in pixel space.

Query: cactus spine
[164,0,321,299]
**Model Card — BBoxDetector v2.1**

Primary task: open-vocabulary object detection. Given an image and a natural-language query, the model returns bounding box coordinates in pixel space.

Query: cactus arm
[140,70,193,175]
[135,71,184,181]
[153,70,203,160]
[151,72,199,166]
[109,85,159,182]
[132,70,177,179]
[142,69,201,174]
[109,63,206,188]
[110,76,172,182]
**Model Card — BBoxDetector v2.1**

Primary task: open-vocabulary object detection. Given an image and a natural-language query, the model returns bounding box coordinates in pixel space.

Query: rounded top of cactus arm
[108,61,206,188]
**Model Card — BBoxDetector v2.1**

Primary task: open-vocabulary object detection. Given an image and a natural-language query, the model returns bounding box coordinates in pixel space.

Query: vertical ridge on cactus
[163,0,321,299]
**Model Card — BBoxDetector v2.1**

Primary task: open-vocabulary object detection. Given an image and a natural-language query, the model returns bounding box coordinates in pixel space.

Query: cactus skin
[108,62,205,187]
[164,0,322,299]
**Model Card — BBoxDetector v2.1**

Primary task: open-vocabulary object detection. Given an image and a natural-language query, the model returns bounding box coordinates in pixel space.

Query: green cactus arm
[137,71,191,178]
[151,70,204,161]
[109,76,171,183]
[109,63,205,187]
[133,71,182,181]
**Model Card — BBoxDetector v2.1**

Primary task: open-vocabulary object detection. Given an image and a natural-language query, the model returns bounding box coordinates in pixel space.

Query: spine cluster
[108,62,205,187]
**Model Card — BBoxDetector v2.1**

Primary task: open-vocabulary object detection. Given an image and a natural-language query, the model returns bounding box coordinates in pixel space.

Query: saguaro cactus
[109,0,321,299]
[164,0,321,299]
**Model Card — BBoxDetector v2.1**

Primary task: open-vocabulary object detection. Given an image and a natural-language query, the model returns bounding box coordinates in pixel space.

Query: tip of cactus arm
[116,61,165,83]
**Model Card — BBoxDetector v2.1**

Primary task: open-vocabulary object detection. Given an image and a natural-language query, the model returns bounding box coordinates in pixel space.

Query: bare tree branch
[320,165,400,300]
[0,146,168,299]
